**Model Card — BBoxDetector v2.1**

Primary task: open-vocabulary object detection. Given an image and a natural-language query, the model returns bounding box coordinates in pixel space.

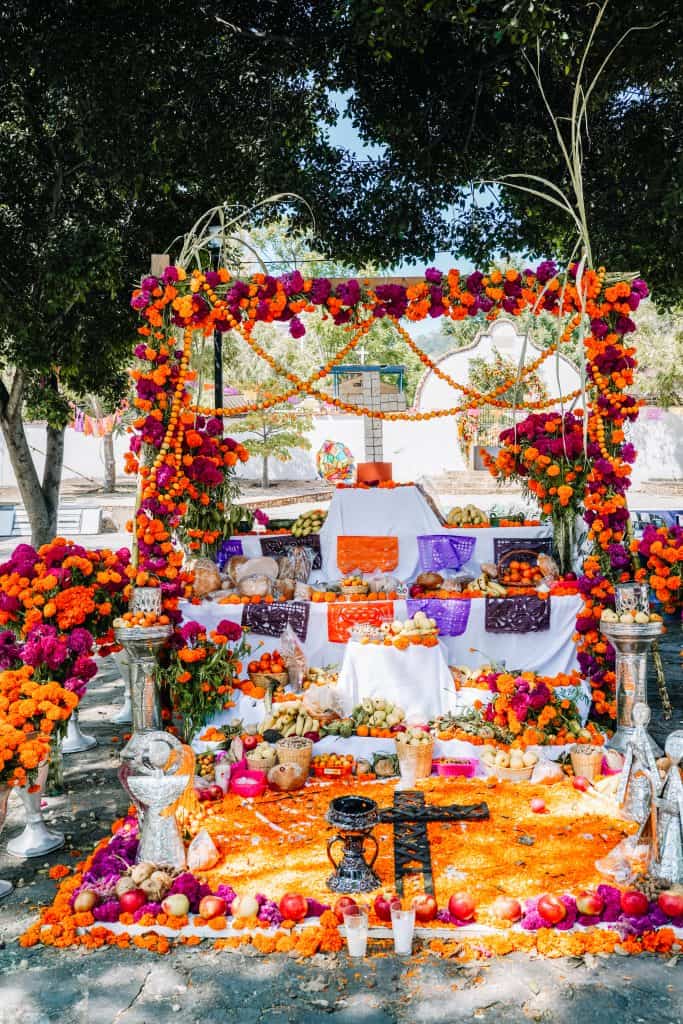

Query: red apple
[333,895,358,923]
[448,892,476,921]
[412,894,438,922]
[530,797,547,814]
[390,724,407,733]
[279,892,308,922]
[242,734,259,751]
[162,893,190,917]
[572,776,590,792]
[374,892,401,921]
[491,896,522,922]
[657,889,683,918]
[537,894,567,925]
[198,895,227,920]
[72,889,99,913]
[205,784,224,801]
[575,890,605,916]
[195,788,211,802]
[118,888,147,914]
[620,889,649,916]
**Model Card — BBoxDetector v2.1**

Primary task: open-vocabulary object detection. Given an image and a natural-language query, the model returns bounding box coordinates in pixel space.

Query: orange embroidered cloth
[336,536,399,575]
[327,601,395,643]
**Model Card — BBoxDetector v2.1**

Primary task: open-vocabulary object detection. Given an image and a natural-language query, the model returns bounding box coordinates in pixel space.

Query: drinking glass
[343,905,369,958]
[391,906,415,955]
[397,751,418,791]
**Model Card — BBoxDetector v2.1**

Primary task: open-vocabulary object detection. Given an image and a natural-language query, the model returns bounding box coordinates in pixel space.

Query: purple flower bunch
[521,885,683,936]
[169,872,212,913]
[20,623,96,697]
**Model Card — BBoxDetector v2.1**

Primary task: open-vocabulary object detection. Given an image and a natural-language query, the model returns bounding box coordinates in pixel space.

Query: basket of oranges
[497,549,544,589]
[247,649,289,690]
[312,753,355,778]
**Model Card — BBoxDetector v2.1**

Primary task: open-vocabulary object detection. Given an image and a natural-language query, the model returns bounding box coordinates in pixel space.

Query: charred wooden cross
[378,791,489,895]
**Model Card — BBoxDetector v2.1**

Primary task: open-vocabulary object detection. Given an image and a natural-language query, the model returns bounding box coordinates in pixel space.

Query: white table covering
[318,485,442,579]
[337,640,457,723]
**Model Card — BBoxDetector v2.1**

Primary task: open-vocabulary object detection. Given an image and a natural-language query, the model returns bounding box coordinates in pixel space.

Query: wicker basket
[496,547,543,588]
[249,670,289,690]
[341,583,369,597]
[570,744,603,781]
[246,746,277,773]
[395,737,434,780]
[275,736,313,774]
[484,763,534,782]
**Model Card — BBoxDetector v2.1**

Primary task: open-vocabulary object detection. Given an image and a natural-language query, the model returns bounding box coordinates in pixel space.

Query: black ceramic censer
[325,795,381,893]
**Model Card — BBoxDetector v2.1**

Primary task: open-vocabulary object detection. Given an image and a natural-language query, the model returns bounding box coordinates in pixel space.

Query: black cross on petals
[379,791,489,895]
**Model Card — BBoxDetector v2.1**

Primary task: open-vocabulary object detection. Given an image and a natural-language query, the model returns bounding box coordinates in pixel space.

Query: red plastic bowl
[434,757,479,778]
[229,770,267,798]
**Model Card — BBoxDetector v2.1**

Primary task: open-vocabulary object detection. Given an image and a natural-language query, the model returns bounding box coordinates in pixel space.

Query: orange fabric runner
[337,536,399,574]
[327,601,395,643]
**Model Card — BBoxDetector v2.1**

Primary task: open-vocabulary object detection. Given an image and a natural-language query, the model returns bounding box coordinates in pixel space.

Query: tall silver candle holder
[61,709,97,754]
[113,587,173,814]
[125,731,191,870]
[599,619,663,756]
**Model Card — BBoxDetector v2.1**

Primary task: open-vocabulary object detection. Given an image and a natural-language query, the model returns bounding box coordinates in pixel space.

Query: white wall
[0,424,130,489]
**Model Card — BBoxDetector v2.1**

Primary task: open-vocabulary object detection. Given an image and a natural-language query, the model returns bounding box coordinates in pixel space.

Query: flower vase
[61,709,97,754]
[7,762,65,858]
[45,733,65,798]
[0,788,13,898]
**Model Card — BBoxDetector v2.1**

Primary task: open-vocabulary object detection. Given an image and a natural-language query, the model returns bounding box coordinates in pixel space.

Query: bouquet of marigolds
[0,666,78,786]
[160,619,250,742]
[482,411,592,574]
[632,524,683,612]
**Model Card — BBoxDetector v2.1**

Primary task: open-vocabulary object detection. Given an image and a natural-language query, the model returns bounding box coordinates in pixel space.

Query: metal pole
[214,326,223,414]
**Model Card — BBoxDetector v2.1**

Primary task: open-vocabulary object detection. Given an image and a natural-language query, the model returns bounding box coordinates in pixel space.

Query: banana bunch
[473,572,507,596]
[291,509,326,537]
[261,700,321,737]
[447,504,488,526]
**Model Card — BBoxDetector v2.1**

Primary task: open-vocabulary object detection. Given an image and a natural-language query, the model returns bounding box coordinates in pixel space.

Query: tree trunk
[42,424,65,542]
[261,455,269,489]
[102,433,116,492]
[0,370,66,547]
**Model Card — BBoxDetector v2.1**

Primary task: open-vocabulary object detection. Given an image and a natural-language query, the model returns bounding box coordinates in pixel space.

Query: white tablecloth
[337,640,457,723]
[182,593,581,679]
[319,485,441,579]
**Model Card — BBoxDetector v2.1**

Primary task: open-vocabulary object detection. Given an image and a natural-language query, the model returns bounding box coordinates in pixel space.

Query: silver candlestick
[6,762,65,858]
[599,620,663,756]
[0,788,13,898]
[61,709,97,754]
[125,732,191,870]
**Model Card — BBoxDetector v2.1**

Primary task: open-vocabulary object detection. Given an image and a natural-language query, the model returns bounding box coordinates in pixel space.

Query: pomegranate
[657,889,683,918]
[333,896,358,923]
[412,894,438,922]
[118,888,147,914]
[448,892,476,921]
[279,892,308,922]
[575,890,604,916]
[373,892,401,921]
[620,889,649,916]
[490,896,522,922]
[198,895,227,920]
[537,894,567,925]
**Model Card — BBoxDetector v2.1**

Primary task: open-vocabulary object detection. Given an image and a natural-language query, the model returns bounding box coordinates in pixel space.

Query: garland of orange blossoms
[129,261,645,724]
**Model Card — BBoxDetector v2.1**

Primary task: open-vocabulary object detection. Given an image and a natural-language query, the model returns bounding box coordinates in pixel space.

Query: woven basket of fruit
[480,745,538,780]
[249,670,289,690]
[497,548,544,589]
[341,575,369,596]
[312,753,354,778]
[246,743,278,773]
[395,730,434,780]
[275,736,313,773]
[484,763,534,782]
